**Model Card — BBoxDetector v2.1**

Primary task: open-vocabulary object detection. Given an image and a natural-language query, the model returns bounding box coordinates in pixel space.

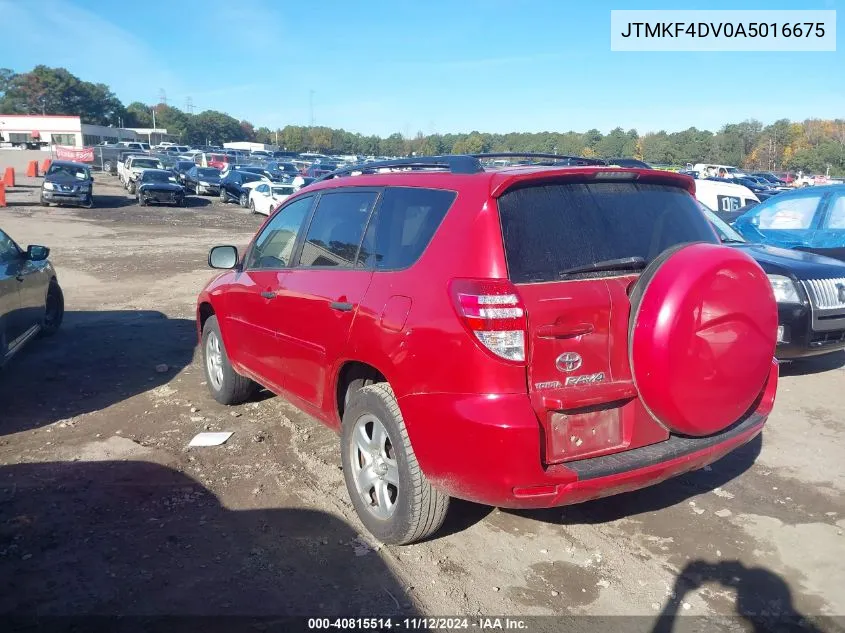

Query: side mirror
[27,245,50,261]
[208,245,239,270]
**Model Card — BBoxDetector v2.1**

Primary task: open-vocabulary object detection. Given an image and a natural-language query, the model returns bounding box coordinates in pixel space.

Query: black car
[171,160,196,185]
[606,157,653,169]
[265,161,300,180]
[752,171,788,187]
[0,227,63,367]
[705,206,845,360]
[219,171,265,207]
[185,166,222,195]
[40,161,94,208]
[137,169,186,207]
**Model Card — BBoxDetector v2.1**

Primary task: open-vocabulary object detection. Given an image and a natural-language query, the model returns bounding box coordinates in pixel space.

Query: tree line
[1,66,843,175]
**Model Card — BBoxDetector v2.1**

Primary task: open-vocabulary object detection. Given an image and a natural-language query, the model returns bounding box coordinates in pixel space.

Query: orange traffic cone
[26,160,38,177]
[0,183,6,208]
[41,158,51,173]
[1,167,13,187]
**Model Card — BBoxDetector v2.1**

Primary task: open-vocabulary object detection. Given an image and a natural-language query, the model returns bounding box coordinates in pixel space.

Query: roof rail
[313,155,483,183]
[472,152,608,166]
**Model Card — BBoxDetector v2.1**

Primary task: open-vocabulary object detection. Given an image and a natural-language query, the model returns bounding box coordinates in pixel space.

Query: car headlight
[78,184,90,192]
[199,181,209,186]
[43,181,55,190]
[768,274,801,304]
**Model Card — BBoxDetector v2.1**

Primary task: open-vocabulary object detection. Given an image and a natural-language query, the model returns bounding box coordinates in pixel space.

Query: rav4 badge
[565,372,606,386]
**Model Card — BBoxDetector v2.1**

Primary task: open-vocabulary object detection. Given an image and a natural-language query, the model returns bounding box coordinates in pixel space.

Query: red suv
[196,155,779,545]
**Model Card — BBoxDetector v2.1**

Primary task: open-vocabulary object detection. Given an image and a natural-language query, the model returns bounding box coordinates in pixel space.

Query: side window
[822,194,845,230]
[356,187,457,270]
[0,230,21,263]
[297,192,377,268]
[247,196,313,270]
[256,184,269,194]
[754,194,822,230]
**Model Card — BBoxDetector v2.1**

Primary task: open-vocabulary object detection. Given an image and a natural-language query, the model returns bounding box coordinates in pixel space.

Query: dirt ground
[1,172,844,629]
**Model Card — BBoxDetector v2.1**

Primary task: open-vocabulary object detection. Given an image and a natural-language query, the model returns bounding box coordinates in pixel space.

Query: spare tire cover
[629,243,777,436]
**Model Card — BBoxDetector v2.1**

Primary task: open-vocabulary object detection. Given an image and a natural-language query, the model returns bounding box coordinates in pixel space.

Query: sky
[0,0,842,137]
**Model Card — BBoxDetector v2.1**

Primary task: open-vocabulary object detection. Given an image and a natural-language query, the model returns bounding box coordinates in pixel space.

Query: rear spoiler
[489,168,696,198]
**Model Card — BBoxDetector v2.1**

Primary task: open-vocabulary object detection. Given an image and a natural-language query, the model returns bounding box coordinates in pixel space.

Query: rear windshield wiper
[558,256,647,277]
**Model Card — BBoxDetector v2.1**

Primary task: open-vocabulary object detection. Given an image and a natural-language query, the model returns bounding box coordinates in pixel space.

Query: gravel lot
[1,172,844,628]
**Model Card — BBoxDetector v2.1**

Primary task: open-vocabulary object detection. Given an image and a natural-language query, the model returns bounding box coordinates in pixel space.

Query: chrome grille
[804,278,845,310]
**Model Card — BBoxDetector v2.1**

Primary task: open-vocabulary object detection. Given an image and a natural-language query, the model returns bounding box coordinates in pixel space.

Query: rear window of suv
[498,181,718,283]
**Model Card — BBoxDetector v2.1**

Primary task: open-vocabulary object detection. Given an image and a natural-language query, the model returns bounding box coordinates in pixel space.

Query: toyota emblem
[556,352,582,372]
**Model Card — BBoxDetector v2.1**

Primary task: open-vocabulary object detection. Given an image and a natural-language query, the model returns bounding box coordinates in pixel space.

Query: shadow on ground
[506,434,762,527]
[653,559,827,633]
[779,351,845,376]
[0,310,195,435]
[0,460,414,617]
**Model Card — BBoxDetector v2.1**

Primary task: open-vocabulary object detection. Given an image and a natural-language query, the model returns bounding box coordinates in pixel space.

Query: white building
[0,114,174,148]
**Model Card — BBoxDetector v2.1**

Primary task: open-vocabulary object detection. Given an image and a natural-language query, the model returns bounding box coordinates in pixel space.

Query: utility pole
[309,90,315,127]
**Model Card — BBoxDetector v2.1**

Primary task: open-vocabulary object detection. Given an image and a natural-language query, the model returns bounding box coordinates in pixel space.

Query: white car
[694,179,759,216]
[692,163,749,179]
[248,182,296,215]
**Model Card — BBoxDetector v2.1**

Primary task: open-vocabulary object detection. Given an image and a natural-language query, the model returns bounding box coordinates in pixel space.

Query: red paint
[197,164,779,509]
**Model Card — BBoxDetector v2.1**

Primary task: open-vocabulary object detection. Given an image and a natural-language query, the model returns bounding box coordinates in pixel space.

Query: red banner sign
[54,145,94,162]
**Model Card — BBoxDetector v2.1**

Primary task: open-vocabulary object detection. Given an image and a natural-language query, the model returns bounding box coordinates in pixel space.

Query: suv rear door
[496,176,720,462]
[268,189,379,409]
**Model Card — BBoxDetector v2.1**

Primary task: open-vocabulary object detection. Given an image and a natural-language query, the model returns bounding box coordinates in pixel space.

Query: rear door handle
[15,275,24,283]
[260,291,276,299]
[330,301,354,312]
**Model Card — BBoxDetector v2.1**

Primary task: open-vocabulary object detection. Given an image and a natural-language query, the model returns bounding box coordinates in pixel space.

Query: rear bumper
[399,360,777,509]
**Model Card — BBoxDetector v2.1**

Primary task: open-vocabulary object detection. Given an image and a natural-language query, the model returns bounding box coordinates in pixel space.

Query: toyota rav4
[196,154,779,545]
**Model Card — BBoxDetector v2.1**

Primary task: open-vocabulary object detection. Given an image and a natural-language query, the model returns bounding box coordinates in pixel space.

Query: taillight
[449,278,526,363]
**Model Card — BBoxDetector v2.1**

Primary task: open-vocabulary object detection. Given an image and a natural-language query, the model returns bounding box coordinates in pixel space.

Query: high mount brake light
[450,279,527,362]
[592,171,638,181]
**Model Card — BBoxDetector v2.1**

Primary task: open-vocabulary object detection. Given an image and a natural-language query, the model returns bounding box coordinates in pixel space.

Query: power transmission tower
[158,89,167,106]
[185,97,194,114]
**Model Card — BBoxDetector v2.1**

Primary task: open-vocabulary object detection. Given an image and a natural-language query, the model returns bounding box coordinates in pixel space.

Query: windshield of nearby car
[47,164,88,179]
[140,144,151,150]
[272,186,295,196]
[241,173,262,183]
[195,168,218,178]
[176,161,194,170]
[698,203,746,243]
[134,159,160,169]
[142,171,177,183]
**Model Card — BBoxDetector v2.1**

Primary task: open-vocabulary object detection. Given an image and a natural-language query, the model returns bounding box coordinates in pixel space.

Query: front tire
[219,188,227,203]
[202,316,257,405]
[341,383,449,545]
[239,192,248,207]
[40,280,64,337]
[249,199,256,214]
[127,181,136,194]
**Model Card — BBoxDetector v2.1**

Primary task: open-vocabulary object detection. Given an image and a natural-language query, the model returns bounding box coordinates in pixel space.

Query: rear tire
[239,192,248,207]
[249,199,256,214]
[219,188,227,203]
[202,316,257,405]
[127,181,136,194]
[341,383,449,545]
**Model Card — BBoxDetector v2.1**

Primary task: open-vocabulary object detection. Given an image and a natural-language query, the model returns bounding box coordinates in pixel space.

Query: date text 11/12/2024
[307,617,529,630]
